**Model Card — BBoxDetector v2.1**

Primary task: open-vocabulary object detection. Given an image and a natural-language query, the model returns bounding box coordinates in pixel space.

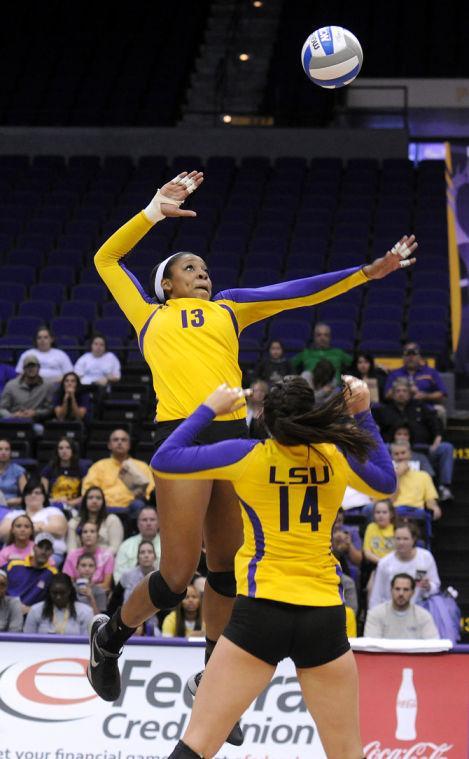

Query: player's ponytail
[262,377,375,462]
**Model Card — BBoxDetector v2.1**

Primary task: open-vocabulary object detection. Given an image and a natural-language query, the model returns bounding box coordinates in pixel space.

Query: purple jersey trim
[218,302,239,337]
[138,308,159,354]
[119,261,155,304]
[151,404,258,472]
[213,267,362,305]
[347,411,396,493]
[239,497,265,597]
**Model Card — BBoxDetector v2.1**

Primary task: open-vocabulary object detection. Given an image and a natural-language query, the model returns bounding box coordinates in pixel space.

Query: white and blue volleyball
[301,26,363,89]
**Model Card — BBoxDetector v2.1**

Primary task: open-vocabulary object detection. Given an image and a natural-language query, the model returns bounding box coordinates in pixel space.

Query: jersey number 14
[279,486,321,532]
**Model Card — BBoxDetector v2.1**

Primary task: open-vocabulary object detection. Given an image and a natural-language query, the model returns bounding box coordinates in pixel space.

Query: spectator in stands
[0,364,17,396]
[81,428,154,516]
[385,342,447,422]
[16,326,73,383]
[0,514,35,566]
[391,441,442,520]
[363,500,395,567]
[374,378,454,501]
[340,573,358,638]
[162,582,204,638]
[23,572,92,635]
[350,351,386,404]
[73,553,108,614]
[67,486,124,555]
[364,573,439,639]
[53,372,90,423]
[0,438,27,507]
[41,437,90,509]
[114,506,160,583]
[108,541,161,636]
[0,354,55,428]
[74,333,121,387]
[245,379,269,438]
[62,521,114,591]
[392,423,435,476]
[292,322,352,384]
[332,510,363,586]
[4,532,57,614]
[0,568,23,632]
[0,480,68,564]
[369,521,441,609]
[255,340,292,386]
[312,358,338,403]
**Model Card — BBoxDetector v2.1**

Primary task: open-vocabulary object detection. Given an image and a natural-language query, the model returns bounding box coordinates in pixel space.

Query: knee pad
[148,571,187,610]
[206,570,236,598]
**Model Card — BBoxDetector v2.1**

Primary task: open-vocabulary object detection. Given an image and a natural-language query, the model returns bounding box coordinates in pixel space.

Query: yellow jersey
[94,212,369,421]
[152,406,396,607]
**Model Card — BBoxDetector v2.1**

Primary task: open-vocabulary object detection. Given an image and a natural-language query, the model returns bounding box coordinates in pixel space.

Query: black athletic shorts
[223,595,350,668]
[152,417,248,451]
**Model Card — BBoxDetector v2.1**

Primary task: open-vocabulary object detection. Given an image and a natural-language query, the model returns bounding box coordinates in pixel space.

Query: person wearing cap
[90,168,417,739]
[3,532,57,615]
[0,353,55,424]
[384,342,448,423]
[0,568,23,632]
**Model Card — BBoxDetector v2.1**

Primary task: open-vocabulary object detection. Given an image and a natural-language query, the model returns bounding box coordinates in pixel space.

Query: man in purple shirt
[385,342,447,421]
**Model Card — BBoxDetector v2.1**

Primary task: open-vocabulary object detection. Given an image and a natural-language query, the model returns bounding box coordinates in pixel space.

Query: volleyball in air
[301,26,363,89]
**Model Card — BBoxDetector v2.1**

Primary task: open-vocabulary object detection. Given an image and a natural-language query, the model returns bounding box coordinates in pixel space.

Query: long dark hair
[77,487,108,530]
[21,479,50,508]
[42,573,77,621]
[55,372,86,405]
[50,437,80,470]
[350,352,377,379]
[262,377,375,462]
[175,583,203,637]
[149,252,195,300]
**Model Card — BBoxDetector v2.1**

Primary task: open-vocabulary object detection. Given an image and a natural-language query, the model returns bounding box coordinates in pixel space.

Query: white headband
[154,253,181,303]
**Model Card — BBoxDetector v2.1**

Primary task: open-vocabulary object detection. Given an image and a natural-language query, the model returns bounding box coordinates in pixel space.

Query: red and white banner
[0,640,467,758]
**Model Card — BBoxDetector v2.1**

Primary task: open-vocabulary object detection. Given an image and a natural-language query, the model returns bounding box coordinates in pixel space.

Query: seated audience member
[114,506,160,583]
[332,513,363,587]
[385,342,447,422]
[374,378,454,501]
[0,514,36,566]
[340,573,358,638]
[391,442,441,520]
[312,359,338,403]
[350,351,386,404]
[369,521,441,609]
[0,568,23,632]
[110,541,160,636]
[162,582,205,638]
[81,428,154,516]
[364,573,439,639]
[53,372,90,423]
[255,340,292,386]
[62,522,114,591]
[0,363,17,395]
[4,532,57,614]
[392,423,434,476]
[0,354,55,427]
[74,333,121,387]
[16,326,73,383]
[41,437,90,510]
[0,438,27,507]
[0,480,68,564]
[23,572,92,635]
[292,322,352,383]
[73,553,108,614]
[245,379,269,437]
[363,500,396,566]
[67,486,124,555]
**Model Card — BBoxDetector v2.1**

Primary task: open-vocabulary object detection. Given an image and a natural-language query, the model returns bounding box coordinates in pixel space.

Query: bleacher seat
[18,301,56,321]
[51,316,88,340]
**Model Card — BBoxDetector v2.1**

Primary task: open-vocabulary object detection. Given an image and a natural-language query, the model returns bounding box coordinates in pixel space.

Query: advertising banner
[0,639,468,758]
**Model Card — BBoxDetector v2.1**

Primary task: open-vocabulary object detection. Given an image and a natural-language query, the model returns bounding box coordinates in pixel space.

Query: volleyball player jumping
[87,169,416,745]
[153,375,394,759]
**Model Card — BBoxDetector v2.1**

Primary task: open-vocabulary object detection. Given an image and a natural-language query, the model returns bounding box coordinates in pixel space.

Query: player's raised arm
[215,235,418,332]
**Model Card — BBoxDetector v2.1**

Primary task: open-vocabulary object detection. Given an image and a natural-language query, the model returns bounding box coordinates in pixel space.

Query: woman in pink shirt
[0,514,35,565]
[62,522,113,591]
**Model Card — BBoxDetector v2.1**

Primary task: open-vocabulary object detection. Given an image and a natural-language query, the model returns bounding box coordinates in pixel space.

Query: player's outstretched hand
[342,375,370,415]
[204,384,251,415]
[363,234,417,280]
[160,171,204,217]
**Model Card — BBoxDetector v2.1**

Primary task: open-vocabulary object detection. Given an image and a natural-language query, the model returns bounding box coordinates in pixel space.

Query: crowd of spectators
[0,322,458,641]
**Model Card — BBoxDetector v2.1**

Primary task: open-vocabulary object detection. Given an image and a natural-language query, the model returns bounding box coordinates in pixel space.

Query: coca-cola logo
[364,741,454,758]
